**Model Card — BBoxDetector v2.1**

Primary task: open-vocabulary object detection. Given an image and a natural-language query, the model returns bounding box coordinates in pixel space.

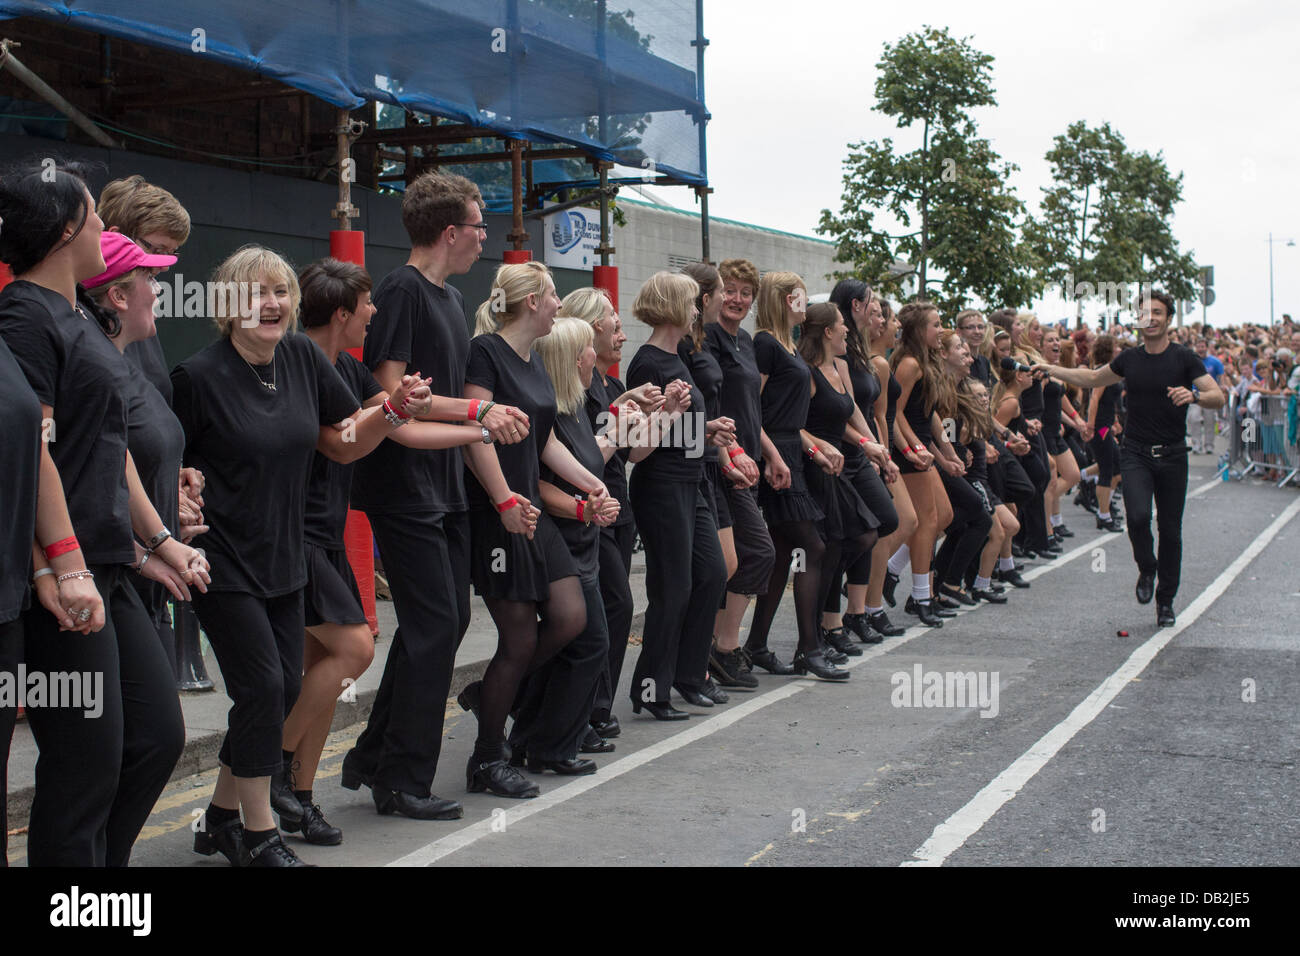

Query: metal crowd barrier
[1221,391,1299,488]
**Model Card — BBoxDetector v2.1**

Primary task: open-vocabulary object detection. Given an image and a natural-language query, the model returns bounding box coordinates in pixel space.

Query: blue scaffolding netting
[0,0,708,186]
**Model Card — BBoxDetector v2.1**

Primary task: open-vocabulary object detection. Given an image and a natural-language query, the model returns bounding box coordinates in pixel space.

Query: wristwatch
[481,425,492,444]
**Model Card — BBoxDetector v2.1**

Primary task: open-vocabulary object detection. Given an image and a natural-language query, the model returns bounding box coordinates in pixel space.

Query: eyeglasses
[455,222,488,233]
[133,236,178,257]
[961,324,986,332]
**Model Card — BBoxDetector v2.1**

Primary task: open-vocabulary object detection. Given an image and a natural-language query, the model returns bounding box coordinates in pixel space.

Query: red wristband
[806,445,819,459]
[858,436,869,447]
[43,536,80,560]
[728,446,745,460]
[575,498,585,523]
[495,495,519,513]
[608,403,620,418]
[384,398,410,421]
[468,399,480,421]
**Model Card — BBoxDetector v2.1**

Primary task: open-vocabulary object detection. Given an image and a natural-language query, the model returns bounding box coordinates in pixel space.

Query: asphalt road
[14,457,1296,868]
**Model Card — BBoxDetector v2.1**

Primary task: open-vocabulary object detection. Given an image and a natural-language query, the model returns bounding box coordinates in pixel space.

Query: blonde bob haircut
[633,271,697,329]
[757,270,806,351]
[475,260,553,336]
[536,317,595,417]
[558,286,613,330]
[210,244,300,337]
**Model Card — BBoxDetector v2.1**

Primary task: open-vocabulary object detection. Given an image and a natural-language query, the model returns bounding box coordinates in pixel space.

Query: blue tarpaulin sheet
[0,0,707,184]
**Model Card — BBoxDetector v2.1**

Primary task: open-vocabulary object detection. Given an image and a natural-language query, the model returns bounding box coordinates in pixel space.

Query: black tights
[821,529,877,617]
[747,520,827,656]
[478,576,585,758]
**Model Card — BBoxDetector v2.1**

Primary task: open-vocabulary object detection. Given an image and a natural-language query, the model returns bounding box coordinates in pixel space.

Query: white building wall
[610,199,841,362]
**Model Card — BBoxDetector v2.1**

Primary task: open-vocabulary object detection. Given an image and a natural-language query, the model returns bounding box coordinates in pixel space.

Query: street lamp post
[1268,233,1296,326]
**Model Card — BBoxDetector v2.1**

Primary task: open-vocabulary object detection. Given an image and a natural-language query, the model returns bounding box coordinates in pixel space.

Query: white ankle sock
[998,557,1016,571]
[911,573,930,601]
[974,574,992,590]
[866,604,883,615]
[1051,513,1062,527]
[887,544,911,576]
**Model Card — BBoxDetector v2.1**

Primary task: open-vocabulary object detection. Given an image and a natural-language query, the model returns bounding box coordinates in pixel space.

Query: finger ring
[78,608,91,622]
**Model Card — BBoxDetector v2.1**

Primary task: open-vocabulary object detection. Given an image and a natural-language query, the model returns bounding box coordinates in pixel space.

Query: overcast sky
[648,0,1300,327]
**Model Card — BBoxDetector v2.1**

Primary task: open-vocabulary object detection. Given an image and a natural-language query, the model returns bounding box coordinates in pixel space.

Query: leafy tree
[818,26,1035,313]
[1025,120,1199,325]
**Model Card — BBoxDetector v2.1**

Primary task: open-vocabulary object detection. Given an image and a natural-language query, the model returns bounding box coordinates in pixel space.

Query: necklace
[719,325,740,351]
[240,352,276,392]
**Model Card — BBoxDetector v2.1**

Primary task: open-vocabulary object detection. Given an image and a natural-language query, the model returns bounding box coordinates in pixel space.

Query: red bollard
[503,249,532,264]
[331,230,379,636]
[593,265,619,377]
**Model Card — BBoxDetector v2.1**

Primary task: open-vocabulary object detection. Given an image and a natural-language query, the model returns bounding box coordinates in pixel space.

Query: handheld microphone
[999,356,1034,375]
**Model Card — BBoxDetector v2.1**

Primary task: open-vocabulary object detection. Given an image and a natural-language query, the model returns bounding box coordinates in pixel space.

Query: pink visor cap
[84,231,177,289]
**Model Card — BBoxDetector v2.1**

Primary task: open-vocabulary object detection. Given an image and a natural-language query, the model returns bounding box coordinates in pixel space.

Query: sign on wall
[543,203,602,269]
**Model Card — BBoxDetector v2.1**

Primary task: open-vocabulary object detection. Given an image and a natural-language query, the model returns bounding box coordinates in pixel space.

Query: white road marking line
[390,480,1229,866]
[900,495,1300,867]
[1188,476,1222,499]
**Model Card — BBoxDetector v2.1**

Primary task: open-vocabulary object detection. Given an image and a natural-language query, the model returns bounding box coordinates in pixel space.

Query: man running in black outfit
[1035,291,1223,626]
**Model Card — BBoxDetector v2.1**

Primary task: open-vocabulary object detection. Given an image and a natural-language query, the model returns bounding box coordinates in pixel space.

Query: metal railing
[1220,391,1300,488]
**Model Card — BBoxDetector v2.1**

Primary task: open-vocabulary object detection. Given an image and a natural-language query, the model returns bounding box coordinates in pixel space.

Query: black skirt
[757,434,824,525]
[304,543,366,627]
[805,454,879,542]
[470,507,579,602]
[1045,429,1068,456]
[890,442,931,475]
[703,460,733,530]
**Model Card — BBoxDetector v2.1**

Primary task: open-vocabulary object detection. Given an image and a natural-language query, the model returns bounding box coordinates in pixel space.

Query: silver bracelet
[56,569,94,584]
[137,552,152,573]
[32,567,56,583]
[143,528,172,551]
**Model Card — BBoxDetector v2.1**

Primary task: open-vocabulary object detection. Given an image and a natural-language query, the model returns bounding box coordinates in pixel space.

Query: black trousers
[722,482,776,597]
[592,521,635,722]
[510,576,607,760]
[990,446,1033,507]
[630,473,727,703]
[24,564,184,867]
[130,576,177,680]
[934,473,993,587]
[350,510,470,796]
[1,616,21,867]
[1120,447,1189,605]
[1014,432,1052,551]
[192,587,304,777]
[824,453,899,612]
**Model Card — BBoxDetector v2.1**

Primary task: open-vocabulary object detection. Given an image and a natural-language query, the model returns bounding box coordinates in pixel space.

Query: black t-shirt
[970,354,993,389]
[124,334,173,405]
[1020,377,1045,418]
[805,364,854,448]
[1094,382,1121,432]
[353,266,470,515]
[0,281,134,565]
[542,408,603,581]
[171,334,359,596]
[1042,379,1063,437]
[626,342,706,483]
[0,336,42,623]
[584,372,633,527]
[304,351,384,549]
[1109,344,1205,446]
[680,338,724,420]
[753,331,811,435]
[705,323,762,462]
[124,371,185,536]
[844,352,879,426]
[464,333,557,506]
